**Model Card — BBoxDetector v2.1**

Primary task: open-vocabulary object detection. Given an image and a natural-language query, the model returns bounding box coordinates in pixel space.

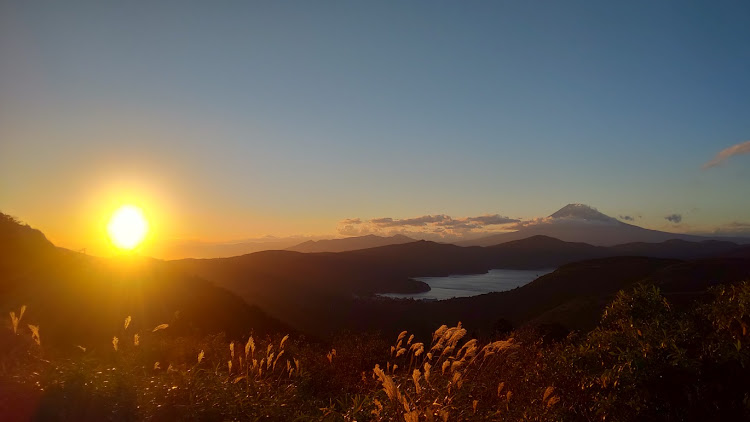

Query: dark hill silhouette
[286,234,414,253]
[340,240,489,275]
[172,234,745,335]
[347,254,750,339]
[643,258,750,294]
[0,213,290,349]
[347,257,680,337]
[0,214,58,274]
[459,204,750,247]
[610,239,741,260]
[486,235,610,268]
[720,244,750,259]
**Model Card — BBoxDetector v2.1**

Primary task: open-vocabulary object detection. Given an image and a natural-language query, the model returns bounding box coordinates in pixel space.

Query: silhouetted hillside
[0,213,289,349]
[286,234,414,253]
[610,239,740,259]
[171,237,616,334]
[0,214,57,273]
[486,235,610,268]
[348,254,750,339]
[171,248,432,335]
[720,245,750,259]
[171,235,749,336]
[644,258,750,294]
[346,256,679,338]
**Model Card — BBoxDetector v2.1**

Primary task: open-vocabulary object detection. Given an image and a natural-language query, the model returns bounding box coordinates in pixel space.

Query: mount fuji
[458,204,750,247]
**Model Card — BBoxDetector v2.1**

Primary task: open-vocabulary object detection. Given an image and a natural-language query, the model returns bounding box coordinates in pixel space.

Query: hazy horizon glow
[2,1,749,257]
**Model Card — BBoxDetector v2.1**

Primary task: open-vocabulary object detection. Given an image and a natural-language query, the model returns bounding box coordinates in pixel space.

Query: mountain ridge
[286,234,414,253]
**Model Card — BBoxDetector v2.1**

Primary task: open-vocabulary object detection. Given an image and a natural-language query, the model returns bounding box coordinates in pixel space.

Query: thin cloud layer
[337,213,519,238]
[619,215,635,222]
[703,140,750,169]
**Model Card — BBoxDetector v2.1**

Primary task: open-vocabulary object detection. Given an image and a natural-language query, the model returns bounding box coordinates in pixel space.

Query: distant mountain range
[281,204,749,255]
[140,204,749,258]
[286,234,414,253]
[458,204,750,247]
[3,210,749,340]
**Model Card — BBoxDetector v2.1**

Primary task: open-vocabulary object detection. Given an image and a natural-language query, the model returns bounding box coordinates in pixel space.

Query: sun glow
[107,205,149,250]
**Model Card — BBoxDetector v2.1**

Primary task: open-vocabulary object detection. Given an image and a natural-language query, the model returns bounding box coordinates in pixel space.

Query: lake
[380,268,555,301]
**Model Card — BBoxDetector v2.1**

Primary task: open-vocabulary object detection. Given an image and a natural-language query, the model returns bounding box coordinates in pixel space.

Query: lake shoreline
[379,268,555,301]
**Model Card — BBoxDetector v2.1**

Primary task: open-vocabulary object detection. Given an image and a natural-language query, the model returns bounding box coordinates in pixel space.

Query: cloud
[664,214,683,223]
[368,214,517,229]
[466,215,519,225]
[503,217,551,230]
[619,215,634,222]
[337,218,371,236]
[336,213,519,238]
[340,218,362,225]
[371,215,449,227]
[703,140,750,169]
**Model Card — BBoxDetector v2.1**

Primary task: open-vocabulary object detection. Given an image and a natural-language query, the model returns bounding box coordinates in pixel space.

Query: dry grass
[7,305,541,420]
[6,282,749,421]
[367,323,564,421]
[9,305,26,335]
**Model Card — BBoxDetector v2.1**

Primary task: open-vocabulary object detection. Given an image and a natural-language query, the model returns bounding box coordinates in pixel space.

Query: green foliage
[546,282,750,421]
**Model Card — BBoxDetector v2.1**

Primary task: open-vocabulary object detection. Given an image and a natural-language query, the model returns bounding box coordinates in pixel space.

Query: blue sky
[1,1,749,254]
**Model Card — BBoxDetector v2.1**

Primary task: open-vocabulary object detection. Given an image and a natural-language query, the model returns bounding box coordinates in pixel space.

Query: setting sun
[107,205,149,250]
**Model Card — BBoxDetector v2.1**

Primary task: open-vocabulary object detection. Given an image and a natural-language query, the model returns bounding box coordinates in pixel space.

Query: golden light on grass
[107,205,149,250]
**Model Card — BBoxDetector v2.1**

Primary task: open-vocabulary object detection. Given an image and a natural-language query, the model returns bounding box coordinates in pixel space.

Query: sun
[107,205,149,250]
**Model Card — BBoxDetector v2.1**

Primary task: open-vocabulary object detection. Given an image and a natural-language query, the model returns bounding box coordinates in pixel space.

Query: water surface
[381,268,554,301]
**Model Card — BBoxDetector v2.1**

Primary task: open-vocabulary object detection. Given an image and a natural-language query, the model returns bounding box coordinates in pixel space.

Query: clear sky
[1,1,749,257]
